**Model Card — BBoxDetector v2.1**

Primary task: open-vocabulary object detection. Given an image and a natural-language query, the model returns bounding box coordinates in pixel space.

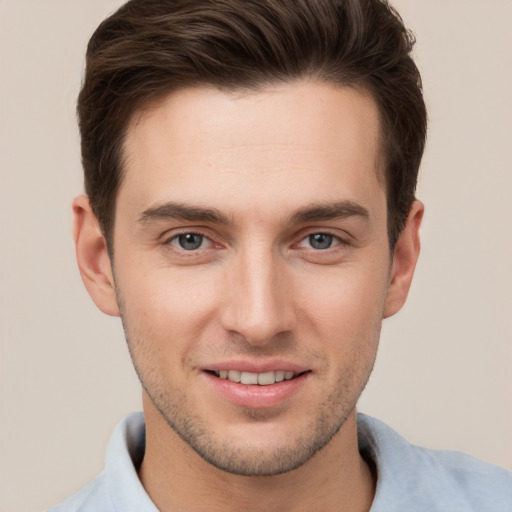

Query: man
[49,0,512,510]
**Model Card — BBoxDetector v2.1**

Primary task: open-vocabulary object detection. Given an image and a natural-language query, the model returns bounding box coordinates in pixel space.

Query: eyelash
[166,232,215,252]
[295,232,344,251]
[164,230,347,253]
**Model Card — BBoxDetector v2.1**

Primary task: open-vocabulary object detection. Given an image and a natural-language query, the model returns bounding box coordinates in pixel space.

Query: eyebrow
[288,201,370,224]
[137,200,369,226]
[138,202,232,225]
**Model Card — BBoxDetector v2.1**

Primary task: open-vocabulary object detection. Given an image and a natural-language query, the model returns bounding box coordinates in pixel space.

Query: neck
[139,395,375,512]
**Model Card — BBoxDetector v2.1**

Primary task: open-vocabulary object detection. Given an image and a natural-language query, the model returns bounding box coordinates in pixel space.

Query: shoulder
[358,413,512,512]
[47,472,113,512]
[47,412,157,512]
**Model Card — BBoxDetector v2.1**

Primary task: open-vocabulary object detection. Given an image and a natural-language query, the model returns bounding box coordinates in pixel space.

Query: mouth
[202,362,311,408]
[208,369,308,386]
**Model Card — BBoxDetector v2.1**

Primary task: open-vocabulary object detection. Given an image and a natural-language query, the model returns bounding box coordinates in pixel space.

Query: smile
[213,370,298,385]
[203,367,311,408]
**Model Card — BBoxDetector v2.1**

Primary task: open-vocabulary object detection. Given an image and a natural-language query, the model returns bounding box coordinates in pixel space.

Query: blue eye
[308,233,334,250]
[174,233,205,250]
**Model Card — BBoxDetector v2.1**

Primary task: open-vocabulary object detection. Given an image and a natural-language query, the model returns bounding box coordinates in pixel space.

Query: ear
[384,200,424,318]
[73,195,120,317]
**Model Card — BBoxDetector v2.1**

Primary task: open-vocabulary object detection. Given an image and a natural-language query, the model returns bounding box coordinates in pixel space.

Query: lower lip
[203,372,310,409]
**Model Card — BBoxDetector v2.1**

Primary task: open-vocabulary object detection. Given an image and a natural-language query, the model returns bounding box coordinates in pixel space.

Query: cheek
[119,257,219,312]
[296,264,389,328]
[115,264,223,361]
[292,263,389,372]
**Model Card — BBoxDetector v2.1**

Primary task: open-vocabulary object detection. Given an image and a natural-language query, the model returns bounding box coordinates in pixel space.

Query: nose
[220,245,296,346]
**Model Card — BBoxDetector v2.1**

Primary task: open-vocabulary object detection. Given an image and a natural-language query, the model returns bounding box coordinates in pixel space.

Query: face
[109,82,394,475]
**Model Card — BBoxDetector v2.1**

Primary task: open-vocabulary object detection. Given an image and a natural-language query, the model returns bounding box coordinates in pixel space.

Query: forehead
[120,81,385,224]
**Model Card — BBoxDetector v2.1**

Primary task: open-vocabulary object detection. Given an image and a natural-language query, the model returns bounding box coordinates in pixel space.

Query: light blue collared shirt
[48,412,512,511]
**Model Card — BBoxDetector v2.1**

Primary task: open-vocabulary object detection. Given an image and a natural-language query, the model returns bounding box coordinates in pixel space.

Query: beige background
[1,1,511,511]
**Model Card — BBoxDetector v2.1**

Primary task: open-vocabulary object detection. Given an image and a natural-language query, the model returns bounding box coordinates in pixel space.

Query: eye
[298,233,340,250]
[169,233,210,251]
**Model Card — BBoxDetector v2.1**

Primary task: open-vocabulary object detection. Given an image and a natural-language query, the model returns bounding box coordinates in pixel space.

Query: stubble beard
[116,283,380,477]
[123,333,377,477]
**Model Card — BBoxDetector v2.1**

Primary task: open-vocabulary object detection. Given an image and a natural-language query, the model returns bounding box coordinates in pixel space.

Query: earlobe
[383,200,424,319]
[73,195,120,317]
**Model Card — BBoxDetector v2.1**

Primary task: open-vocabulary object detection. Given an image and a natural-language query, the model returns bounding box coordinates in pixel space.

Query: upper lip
[202,360,310,374]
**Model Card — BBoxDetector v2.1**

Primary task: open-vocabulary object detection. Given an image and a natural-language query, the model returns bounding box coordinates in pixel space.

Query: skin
[73,81,423,511]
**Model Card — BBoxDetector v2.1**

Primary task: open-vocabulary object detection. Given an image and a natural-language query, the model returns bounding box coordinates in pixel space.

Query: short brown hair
[78,0,427,250]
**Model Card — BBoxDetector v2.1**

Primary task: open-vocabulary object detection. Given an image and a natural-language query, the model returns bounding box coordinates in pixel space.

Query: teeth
[257,371,275,385]
[227,370,241,382]
[241,372,258,385]
[215,370,298,385]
